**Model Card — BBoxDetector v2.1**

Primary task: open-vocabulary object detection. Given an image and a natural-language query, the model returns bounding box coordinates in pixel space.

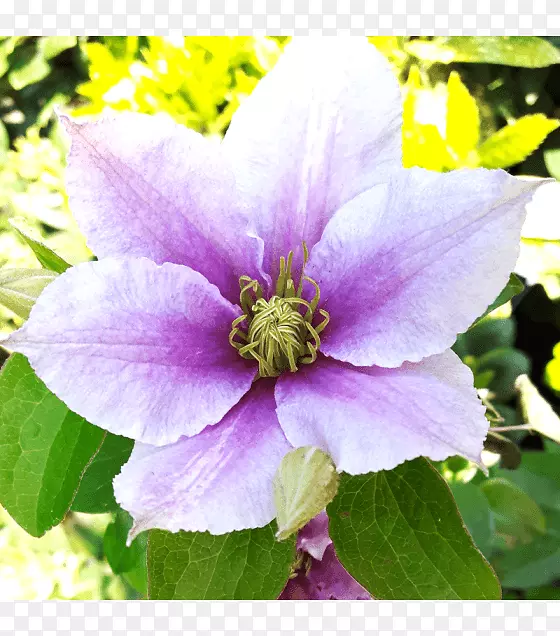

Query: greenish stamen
[229,243,330,378]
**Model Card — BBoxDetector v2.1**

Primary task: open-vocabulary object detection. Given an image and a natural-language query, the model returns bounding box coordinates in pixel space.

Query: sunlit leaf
[446,71,480,162]
[477,115,559,169]
[407,36,560,68]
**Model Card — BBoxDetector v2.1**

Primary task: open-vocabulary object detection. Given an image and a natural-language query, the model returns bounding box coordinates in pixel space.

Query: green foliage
[0,37,87,140]
[327,460,501,599]
[476,274,525,324]
[481,478,546,544]
[407,36,560,68]
[0,268,57,319]
[10,221,71,273]
[71,432,134,514]
[104,509,147,580]
[0,354,104,536]
[147,524,295,600]
[449,481,495,557]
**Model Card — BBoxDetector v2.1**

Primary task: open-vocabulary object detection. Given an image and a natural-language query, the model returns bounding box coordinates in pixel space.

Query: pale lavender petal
[275,351,488,474]
[4,257,255,446]
[297,511,331,561]
[223,37,402,280]
[114,382,293,536]
[279,545,371,600]
[307,168,541,368]
[62,113,263,302]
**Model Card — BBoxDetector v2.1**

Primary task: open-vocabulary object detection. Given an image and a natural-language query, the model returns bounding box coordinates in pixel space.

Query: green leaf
[477,115,559,170]
[148,524,295,600]
[274,446,339,541]
[71,432,134,514]
[0,269,57,319]
[477,347,531,402]
[481,478,546,543]
[461,317,516,357]
[496,508,560,589]
[10,220,71,274]
[8,49,50,90]
[407,36,560,68]
[0,354,104,537]
[493,451,560,512]
[104,509,147,575]
[475,274,524,324]
[516,374,560,444]
[39,36,77,60]
[328,459,501,599]
[446,71,480,161]
[449,481,495,558]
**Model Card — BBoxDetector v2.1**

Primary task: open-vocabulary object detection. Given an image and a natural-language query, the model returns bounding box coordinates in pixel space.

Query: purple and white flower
[4,38,541,539]
[280,512,371,600]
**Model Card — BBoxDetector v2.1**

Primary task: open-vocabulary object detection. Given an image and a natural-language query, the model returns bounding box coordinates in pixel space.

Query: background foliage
[1,35,560,599]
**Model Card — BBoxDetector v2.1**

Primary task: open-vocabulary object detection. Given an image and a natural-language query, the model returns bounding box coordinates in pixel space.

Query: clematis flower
[3,38,542,539]
[279,512,371,600]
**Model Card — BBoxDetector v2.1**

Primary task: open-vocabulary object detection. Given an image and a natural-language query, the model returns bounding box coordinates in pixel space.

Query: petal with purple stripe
[114,382,293,536]
[5,257,255,446]
[275,351,488,474]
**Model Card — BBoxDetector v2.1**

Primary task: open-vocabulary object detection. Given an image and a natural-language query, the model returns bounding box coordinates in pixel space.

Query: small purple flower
[4,39,540,538]
[279,512,371,600]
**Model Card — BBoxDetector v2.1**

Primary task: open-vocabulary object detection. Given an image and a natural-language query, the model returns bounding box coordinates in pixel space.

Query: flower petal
[114,382,293,536]
[279,545,371,600]
[62,112,263,302]
[307,168,541,367]
[4,257,255,446]
[223,37,402,279]
[275,351,488,474]
[297,511,332,561]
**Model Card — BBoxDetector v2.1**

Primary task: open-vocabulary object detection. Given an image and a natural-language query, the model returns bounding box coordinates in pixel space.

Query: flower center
[229,244,329,378]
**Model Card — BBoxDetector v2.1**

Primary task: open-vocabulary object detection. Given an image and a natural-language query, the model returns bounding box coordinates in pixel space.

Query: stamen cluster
[229,244,330,378]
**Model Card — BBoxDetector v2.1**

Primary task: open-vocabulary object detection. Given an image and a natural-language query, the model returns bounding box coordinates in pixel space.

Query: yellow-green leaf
[477,114,559,170]
[446,71,480,162]
[407,36,560,68]
[402,65,452,171]
[0,268,57,319]
[274,446,339,541]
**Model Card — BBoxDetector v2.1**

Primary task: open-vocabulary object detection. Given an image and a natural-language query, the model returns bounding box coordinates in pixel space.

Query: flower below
[229,244,330,378]
[279,512,372,600]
